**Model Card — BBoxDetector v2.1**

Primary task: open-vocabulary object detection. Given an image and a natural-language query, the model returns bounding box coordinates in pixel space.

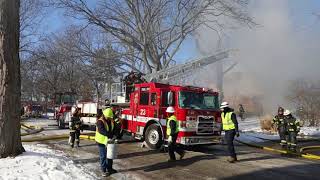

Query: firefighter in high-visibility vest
[95,107,117,177]
[284,110,300,152]
[166,106,185,162]
[220,102,239,163]
[272,107,287,149]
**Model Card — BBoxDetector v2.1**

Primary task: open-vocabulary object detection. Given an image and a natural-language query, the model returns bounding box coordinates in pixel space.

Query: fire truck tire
[145,124,163,150]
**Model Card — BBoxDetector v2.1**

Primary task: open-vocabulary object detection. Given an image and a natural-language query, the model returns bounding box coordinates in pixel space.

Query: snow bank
[238,117,262,132]
[300,126,320,136]
[238,117,320,137]
[236,133,266,143]
[0,144,97,180]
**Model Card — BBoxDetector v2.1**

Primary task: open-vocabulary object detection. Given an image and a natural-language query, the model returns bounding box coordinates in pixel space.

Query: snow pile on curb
[300,127,320,136]
[238,117,262,132]
[0,144,97,180]
[239,117,320,137]
[236,133,266,143]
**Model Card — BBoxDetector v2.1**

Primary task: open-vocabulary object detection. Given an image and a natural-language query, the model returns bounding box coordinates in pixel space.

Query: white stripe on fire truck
[120,114,194,132]
[121,114,166,126]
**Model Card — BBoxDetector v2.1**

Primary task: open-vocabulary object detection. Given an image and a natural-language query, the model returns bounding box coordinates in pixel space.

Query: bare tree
[0,0,25,158]
[55,27,124,101]
[287,79,320,126]
[55,0,254,73]
[20,0,47,54]
[21,27,123,103]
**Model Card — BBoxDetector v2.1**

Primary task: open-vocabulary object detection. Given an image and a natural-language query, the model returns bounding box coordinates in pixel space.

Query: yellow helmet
[103,108,114,118]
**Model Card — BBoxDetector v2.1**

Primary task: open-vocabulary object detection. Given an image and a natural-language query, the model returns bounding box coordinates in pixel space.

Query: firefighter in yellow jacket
[166,106,185,162]
[95,108,117,177]
[220,102,239,163]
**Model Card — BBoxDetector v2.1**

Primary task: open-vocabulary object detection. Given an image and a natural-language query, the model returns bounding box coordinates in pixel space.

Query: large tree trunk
[0,0,24,158]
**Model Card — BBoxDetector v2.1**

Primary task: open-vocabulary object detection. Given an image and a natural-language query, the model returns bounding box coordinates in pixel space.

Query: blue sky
[40,0,320,64]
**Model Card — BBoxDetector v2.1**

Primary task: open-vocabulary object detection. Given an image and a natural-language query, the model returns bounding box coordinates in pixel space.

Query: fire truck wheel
[145,124,163,149]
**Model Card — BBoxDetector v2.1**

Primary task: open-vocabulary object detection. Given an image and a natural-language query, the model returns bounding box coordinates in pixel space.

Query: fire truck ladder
[143,50,231,83]
[109,50,233,104]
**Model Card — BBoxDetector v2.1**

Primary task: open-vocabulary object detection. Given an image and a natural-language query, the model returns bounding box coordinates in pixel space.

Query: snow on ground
[300,126,320,136]
[0,144,97,180]
[236,133,266,143]
[22,118,55,127]
[236,131,281,144]
[238,117,262,133]
[236,116,320,144]
[21,118,92,136]
[238,116,320,137]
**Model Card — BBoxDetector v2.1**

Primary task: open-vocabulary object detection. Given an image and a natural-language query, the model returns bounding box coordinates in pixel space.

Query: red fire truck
[53,92,76,129]
[78,51,231,149]
[119,82,222,149]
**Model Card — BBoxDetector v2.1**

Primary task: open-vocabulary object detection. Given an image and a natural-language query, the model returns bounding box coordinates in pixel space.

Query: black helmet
[278,107,284,114]
[105,99,111,106]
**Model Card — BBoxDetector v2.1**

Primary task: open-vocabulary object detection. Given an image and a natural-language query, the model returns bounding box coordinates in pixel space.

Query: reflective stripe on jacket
[286,116,300,132]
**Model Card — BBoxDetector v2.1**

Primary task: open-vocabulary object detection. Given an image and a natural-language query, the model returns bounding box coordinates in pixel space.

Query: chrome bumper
[178,136,222,145]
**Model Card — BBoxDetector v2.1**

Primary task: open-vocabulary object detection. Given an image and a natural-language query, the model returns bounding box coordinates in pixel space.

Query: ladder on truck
[109,50,232,104]
[110,82,128,105]
[144,50,230,83]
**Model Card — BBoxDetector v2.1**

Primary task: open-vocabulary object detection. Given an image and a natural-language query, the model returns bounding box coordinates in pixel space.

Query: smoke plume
[194,0,320,113]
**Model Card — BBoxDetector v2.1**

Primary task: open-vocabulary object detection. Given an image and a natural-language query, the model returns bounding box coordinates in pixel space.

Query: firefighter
[166,106,185,162]
[69,108,82,148]
[220,102,239,163]
[284,110,300,152]
[109,104,122,142]
[238,104,245,121]
[272,107,287,149]
[95,107,118,177]
[123,72,135,101]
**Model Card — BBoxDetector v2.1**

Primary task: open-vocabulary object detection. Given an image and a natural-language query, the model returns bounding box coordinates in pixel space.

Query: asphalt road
[22,119,320,180]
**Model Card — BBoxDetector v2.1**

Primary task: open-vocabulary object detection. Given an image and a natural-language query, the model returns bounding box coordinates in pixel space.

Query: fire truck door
[149,93,160,119]
[130,91,139,131]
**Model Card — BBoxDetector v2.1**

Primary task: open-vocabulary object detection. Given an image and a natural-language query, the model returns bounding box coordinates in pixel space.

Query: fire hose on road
[21,123,44,136]
[21,123,320,160]
[20,123,95,142]
[235,137,320,161]
[21,133,96,142]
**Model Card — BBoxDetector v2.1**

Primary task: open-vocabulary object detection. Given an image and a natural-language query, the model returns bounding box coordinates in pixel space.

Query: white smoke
[195,0,320,113]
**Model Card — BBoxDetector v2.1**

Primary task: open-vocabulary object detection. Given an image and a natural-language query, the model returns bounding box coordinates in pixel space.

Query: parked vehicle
[74,82,222,150]
[54,92,76,129]
[119,82,222,149]
[42,109,55,119]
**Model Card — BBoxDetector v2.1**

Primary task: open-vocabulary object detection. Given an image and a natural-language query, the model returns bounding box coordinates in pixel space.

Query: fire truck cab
[120,82,222,149]
[54,92,76,129]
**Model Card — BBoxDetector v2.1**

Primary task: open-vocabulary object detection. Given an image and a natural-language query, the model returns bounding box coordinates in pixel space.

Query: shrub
[260,115,277,132]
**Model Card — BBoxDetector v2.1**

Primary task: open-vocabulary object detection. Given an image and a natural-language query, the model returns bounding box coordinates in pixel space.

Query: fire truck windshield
[179,91,219,110]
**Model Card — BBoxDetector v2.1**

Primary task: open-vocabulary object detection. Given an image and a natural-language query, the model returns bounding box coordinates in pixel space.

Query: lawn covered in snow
[0,144,97,180]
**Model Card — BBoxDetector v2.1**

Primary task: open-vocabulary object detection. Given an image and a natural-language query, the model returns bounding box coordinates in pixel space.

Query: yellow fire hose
[21,123,96,142]
[300,146,320,160]
[79,134,96,141]
[22,123,319,160]
[236,139,320,161]
[21,132,96,142]
[20,123,44,136]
